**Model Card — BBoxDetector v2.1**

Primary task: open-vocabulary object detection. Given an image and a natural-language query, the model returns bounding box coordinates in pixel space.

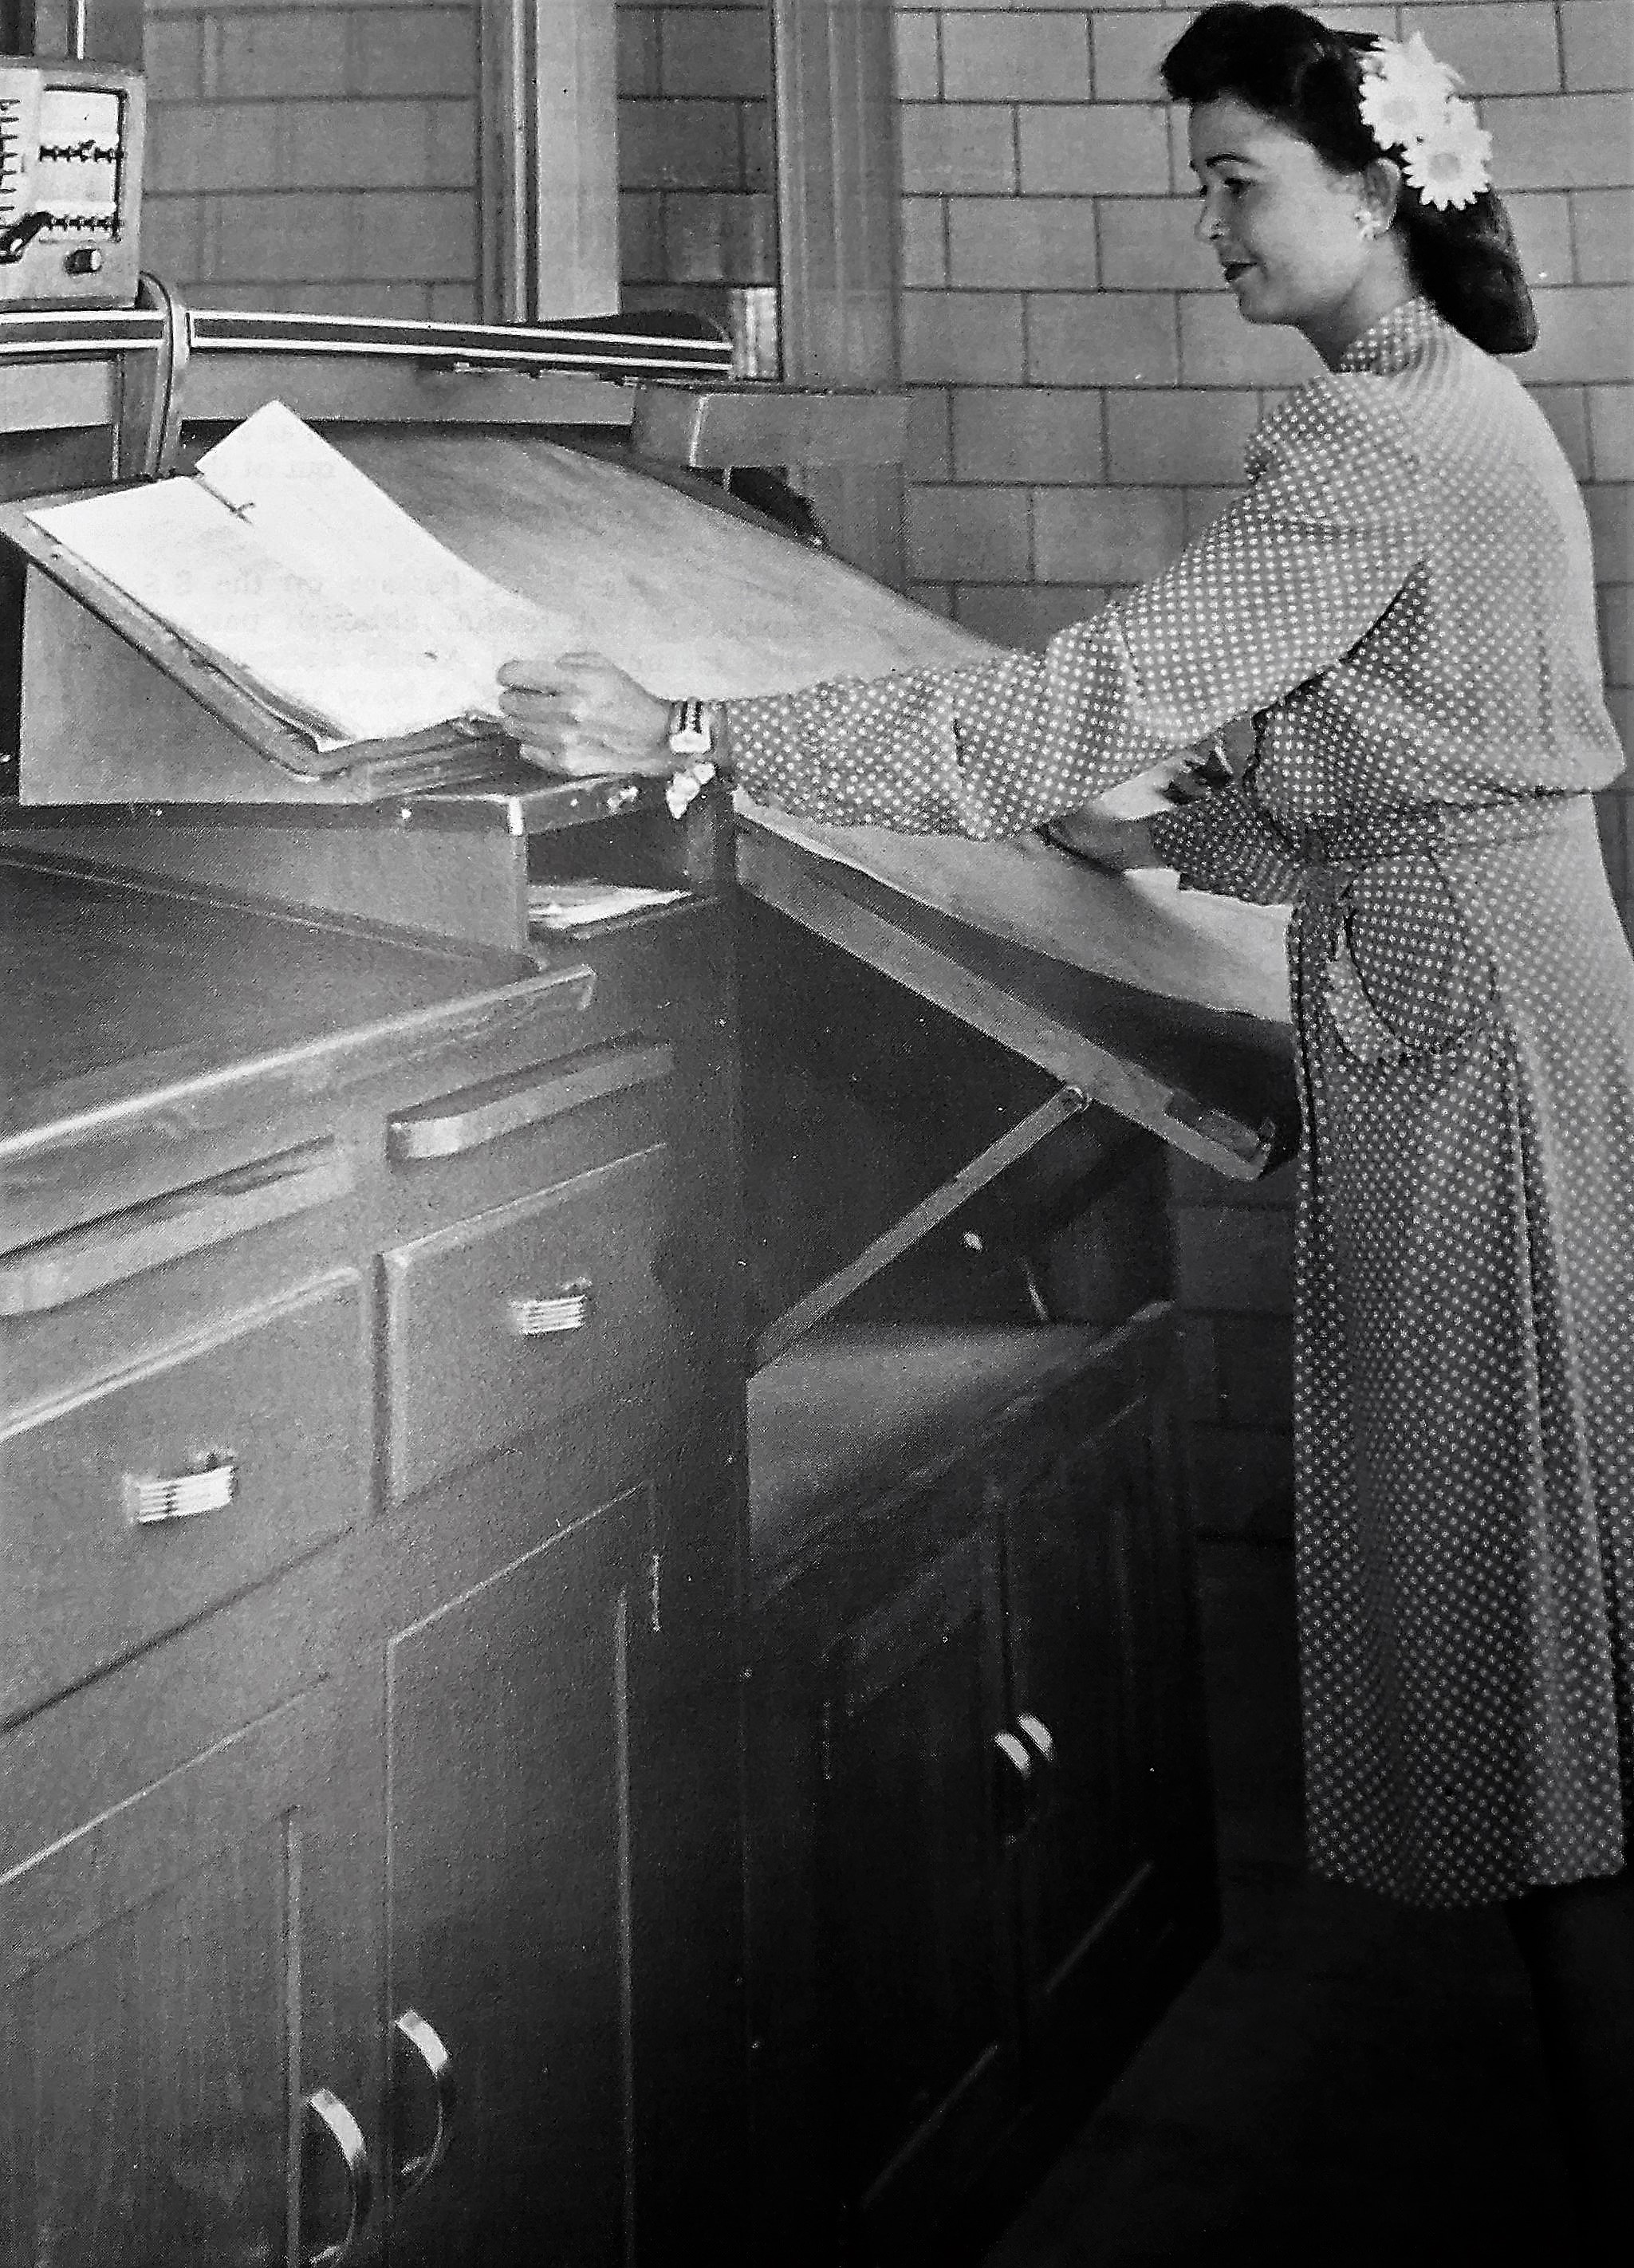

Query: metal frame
[478,0,619,325]
[770,0,905,589]
[0,285,735,474]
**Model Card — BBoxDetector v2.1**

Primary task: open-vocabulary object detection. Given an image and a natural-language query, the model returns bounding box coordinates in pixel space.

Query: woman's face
[1188,96,1388,361]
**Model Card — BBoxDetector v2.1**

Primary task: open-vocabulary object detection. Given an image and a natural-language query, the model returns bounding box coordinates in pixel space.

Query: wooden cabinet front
[749,1309,1218,2267]
[0,1270,367,1723]
[822,1530,1024,2238]
[1003,1363,1206,2088]
[0,862,748,2268]
[384,1486,650,2265]
[0,1687,333,2268]
[381,1142,675,1506]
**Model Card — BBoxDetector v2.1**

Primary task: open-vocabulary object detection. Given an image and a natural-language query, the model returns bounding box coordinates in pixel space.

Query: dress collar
[1337,296,1443,376]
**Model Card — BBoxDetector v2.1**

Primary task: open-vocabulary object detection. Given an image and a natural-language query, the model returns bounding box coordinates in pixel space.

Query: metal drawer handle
[385,1027,674,1164]
[123,1454,238,1526]
[1016,1711,1057,1770]
[394,2008,457,2195]
[302,2086,372,2267]
[508,1279,593,1336]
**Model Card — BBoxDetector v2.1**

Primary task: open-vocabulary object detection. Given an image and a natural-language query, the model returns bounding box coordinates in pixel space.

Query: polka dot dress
[726,298,1634,1908]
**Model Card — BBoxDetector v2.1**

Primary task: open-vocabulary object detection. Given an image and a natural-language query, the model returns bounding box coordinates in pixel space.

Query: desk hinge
[649,1549,662,1636]
[820,1696,834,1784]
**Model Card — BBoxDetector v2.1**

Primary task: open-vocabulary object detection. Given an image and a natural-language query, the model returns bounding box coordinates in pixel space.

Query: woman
[499,4,1632,2242]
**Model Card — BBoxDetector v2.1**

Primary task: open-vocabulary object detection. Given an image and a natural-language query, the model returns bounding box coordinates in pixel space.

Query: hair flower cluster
[1358,32,1492,210]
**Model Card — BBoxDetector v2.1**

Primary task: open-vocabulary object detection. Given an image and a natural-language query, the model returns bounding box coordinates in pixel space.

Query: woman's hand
[497,651,673,778]
[1032,805,1163,872]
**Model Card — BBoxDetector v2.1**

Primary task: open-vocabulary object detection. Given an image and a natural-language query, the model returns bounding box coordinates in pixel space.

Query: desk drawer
[0,1272,366,1725]
[383,1144,675,1505]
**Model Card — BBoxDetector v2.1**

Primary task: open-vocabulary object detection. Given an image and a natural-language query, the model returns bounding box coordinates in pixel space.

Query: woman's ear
[1361,156,1403,234]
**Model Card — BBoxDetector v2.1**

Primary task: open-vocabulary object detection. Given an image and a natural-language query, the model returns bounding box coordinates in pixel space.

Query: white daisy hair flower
[1402,106,1495,211]
[1357,31,1492,211]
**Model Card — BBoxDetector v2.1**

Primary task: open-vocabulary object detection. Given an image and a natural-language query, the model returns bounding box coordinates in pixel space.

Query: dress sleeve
[725,375,1423,838]
[1147,778,1304,905]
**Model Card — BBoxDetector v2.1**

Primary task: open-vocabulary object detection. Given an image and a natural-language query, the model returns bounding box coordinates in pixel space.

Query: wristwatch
[667,697,715,760]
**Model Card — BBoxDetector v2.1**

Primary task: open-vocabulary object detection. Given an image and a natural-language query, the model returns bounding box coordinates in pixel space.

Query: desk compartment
[0,1270,367,1725]
[381,1143,675,1505]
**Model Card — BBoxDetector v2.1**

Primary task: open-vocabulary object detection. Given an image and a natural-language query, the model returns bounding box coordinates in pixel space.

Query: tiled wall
[892,0,1631,1536]
[140,0,483,317]
[137,2,778,323]
[616,0,776,329]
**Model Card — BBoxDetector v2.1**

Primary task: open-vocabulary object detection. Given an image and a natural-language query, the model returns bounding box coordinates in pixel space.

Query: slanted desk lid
[327,430,1293,1178]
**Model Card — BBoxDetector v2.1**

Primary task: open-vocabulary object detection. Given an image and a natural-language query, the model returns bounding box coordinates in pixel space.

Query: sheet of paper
[197,402,558,717]
[29,480,490,746]
[526,880,690,931]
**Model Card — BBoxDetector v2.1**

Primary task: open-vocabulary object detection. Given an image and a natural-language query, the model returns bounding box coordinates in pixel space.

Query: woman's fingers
[497,650,672,778]
[1033,805,1161,872]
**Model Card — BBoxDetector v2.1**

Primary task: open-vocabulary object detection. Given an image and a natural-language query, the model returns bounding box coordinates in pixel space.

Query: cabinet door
[0,1688,355,2268]
[820,1529,1023,2258]
[1003,1366,1197,2072]
[383,1488,647,2266]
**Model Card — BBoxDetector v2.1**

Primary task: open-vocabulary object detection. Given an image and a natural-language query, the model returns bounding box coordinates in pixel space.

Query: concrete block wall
[140,0,483,317]
[134,2,778,345]
[616,0,777,329]
[890,0,1631,1534]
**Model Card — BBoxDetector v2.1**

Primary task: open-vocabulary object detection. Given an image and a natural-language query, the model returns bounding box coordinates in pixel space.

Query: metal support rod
[752,1084,1091,1371]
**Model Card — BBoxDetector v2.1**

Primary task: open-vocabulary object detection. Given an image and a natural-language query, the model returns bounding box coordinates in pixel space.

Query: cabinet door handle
[123,1453,238,1526]
[1016,1711,1057,1771]
[992,1729,1034,1782]
[508,1279,593,1335]
[394,2008,457,2195]
[302,2086,372,2267]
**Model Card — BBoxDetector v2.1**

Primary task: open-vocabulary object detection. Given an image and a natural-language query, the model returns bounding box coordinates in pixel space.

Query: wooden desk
[0,849,746,2267]
[0,408,1297,2268]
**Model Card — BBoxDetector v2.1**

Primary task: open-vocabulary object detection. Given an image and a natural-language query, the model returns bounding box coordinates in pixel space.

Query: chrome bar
[0,308,163,356]
[188,307,733,379]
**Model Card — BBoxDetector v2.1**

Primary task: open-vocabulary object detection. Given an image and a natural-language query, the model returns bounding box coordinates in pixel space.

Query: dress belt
[1296,789,1586,868]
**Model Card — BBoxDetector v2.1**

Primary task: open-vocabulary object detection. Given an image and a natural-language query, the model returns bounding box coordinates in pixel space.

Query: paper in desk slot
[527,880,690,934]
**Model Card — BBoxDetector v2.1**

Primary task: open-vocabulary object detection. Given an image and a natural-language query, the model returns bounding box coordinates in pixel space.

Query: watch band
[667,696,715,758]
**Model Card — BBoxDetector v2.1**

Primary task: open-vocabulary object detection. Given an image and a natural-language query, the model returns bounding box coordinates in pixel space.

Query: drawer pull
[387,1040,672,1162]
[0,1139,352,1316]
[394,2009,457,2195]
[123,1455,238,1526]
[302,2086,372,2267]
[508,1281,593,1336]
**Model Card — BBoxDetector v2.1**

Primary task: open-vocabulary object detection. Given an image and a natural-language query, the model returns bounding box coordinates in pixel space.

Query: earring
[1355,209,1381,240]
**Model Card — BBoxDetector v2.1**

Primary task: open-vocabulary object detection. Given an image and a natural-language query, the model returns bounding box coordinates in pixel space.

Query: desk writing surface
[0,852,539,1152]
[328,429,983,695]
[329,431,1293,1069]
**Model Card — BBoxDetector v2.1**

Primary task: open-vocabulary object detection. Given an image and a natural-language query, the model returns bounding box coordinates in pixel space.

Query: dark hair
[1161,2,1536,354]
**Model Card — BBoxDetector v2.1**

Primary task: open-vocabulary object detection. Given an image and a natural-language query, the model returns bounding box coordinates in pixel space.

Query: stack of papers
[27,402,573,750]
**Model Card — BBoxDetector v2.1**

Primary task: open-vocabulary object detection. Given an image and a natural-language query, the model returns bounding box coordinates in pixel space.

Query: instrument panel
[0,56,143,308]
